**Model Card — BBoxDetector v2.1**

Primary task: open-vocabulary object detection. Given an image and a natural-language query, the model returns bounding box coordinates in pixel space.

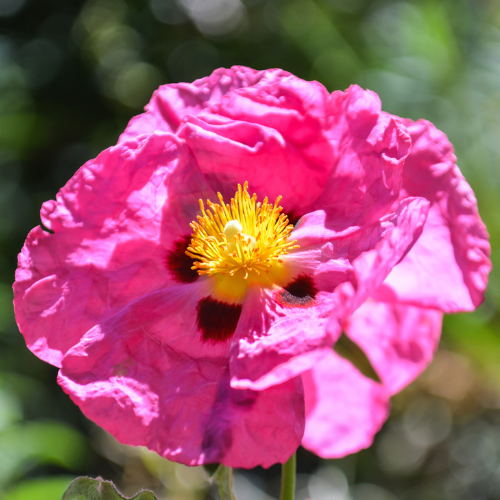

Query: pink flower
[14,67,491,468]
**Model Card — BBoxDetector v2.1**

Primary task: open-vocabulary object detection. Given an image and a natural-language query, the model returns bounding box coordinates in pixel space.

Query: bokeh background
[0,0,499,498]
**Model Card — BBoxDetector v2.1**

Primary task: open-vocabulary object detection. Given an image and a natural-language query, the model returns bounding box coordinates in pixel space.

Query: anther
[186,183,299,278]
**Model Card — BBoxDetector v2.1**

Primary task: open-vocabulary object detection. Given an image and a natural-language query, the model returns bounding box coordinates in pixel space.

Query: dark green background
[1,0,499,498]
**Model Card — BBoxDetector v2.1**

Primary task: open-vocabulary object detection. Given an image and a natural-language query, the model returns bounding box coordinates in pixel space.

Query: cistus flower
[14,67,491,468]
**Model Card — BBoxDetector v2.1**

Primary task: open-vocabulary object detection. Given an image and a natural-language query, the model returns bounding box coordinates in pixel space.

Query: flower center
[186,182,299,279]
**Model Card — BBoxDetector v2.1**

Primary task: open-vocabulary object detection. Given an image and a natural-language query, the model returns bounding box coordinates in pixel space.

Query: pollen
[186,182,299,279]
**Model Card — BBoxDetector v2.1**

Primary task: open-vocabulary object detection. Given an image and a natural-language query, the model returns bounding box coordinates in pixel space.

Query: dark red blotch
[197,296,243,344]
[277,274,318,308]
[165,235,199,283]
[287,210,303,227]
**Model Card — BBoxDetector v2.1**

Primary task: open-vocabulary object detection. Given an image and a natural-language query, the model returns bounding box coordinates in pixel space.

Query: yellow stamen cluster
[186,182,299,279]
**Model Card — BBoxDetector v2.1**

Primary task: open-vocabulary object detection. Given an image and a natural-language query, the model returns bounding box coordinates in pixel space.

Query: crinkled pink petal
[229,285,337,391]
[330,197,430,332]
[207,72,333,147]
[301,350,390,458]
[14,133,215,367]
[177,114,334,215]
[230,197,430,391]
[374,119,491,312]
[314,86,411,225]
[119,66,291,141]
[177,83,410,223]
[344,299,442,395]
[58,283,304,468]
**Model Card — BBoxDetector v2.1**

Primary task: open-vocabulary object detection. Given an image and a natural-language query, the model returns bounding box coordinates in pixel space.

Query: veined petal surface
[59,283,304,468]
[14,133,214,366]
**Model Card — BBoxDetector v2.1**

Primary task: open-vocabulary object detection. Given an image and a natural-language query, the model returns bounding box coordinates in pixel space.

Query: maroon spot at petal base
[197,296,242,344]
[165,235,199,283]
[287,210,304,227]
[277,274,318,308]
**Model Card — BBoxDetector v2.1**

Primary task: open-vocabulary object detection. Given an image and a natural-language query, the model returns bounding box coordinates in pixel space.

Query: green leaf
[334,333,381,383]
[214,465,236,500]
[62,477,157,500]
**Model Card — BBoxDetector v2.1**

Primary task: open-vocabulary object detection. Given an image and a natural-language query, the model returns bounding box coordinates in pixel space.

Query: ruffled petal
[177,114,334,215]
[329,197,429,327]
[374,119,491,312]
[230,197,430,390]
[314,86,411,225]
[58,283,304,468]
[119,66,290,141]
[301,350,390,458]
[14,133,214,367]
[177,84,410,223]
[344,299,442,395]
[229,284,336,391]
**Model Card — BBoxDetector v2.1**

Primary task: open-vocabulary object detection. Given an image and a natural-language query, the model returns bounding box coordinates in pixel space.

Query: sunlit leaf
[62,477,157,500]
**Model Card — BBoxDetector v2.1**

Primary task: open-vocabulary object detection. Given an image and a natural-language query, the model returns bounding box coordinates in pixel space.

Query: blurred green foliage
[2,477,75,500]
[1,0,500,499]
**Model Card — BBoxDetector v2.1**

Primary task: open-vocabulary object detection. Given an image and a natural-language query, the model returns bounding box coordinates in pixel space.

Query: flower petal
[230,284,336,391]
[301,350,390,458]
[230,197,430,391]
[14,133,214,367]
[177,83,410,223]
[119,66,290,141]
[177,114,334,215]
[344,299,442,395]
[58,283,304,468]
[314,86,411,225]
[374,119,491,312]
[330,197,430,325]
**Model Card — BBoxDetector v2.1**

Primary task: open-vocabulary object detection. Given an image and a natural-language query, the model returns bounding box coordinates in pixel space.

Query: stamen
[186,182,299,278]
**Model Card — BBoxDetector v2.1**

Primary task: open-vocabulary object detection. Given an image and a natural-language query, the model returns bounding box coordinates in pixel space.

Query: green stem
[214,465,236,500]
[280,452,296,500]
